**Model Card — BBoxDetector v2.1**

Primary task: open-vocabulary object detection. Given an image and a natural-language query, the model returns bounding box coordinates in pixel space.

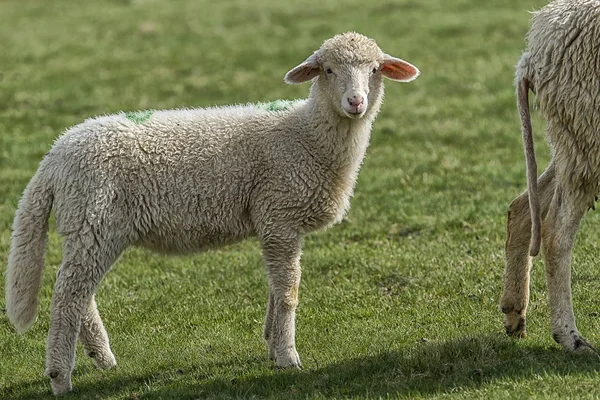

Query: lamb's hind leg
[46,233,122,395]
[261,231,303,369]
[501,163,555,338]
[79,295,117,370]
[542,186,596,352]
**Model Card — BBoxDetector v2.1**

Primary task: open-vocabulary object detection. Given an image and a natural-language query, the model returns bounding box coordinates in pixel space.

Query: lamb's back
[45,106,280,251]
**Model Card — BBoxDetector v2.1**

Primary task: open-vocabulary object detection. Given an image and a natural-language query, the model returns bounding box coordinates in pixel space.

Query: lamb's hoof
[86,348,117,370]
[47,371,72,396]
[275,347,303,370]
[553,330,600,356]
[503,312,527,338]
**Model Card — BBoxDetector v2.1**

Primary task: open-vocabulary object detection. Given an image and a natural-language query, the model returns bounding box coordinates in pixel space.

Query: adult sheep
[501,0,600,353]
[5,32,420,395]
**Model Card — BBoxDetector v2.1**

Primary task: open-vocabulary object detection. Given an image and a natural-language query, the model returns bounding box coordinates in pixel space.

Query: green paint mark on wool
[255,99,301,112]
[125,110,153,124]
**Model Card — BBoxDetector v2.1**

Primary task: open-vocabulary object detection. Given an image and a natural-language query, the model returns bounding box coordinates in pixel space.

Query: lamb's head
[284,32,420,120]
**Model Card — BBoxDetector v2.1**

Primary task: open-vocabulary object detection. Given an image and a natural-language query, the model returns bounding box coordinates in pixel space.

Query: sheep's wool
[255,99,303,112]
[124,110,153,124]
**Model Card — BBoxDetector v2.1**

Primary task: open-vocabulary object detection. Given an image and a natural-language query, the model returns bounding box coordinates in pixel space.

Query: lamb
[501,0,600,353]
[5,32,420,395]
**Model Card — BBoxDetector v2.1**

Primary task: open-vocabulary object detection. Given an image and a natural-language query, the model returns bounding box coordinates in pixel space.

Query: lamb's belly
[136,215,255,254]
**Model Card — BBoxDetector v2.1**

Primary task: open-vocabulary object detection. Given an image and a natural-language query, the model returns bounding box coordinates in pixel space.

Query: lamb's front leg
[261,233,303,369]
[263,290,276,361]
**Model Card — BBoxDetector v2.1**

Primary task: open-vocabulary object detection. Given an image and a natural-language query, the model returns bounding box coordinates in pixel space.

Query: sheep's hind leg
[261,232,303,369]
[501,164,555,338]
[543,186,597,354]
[79,295,117,369]
[45,232,123,395]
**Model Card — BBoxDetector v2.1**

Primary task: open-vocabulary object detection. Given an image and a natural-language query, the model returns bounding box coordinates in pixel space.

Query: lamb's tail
[5,168,53,333]
[516,54,540,257]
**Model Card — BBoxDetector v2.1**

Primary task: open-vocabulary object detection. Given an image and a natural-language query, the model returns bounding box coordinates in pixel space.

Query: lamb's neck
[298,96,379,225]
[305,97,377,173]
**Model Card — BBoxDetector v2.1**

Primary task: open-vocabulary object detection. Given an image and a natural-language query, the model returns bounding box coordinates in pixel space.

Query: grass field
[3,0,600,398]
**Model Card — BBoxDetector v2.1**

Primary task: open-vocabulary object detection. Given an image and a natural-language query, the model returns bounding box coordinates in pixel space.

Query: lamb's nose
[347,95,364,107]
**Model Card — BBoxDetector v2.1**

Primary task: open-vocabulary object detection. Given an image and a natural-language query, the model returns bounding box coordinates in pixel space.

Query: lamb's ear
[381,54,420,82]
[284,53,321,84]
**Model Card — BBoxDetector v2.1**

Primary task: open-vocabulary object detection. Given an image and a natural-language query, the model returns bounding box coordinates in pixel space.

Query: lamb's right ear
[284,53,321,84]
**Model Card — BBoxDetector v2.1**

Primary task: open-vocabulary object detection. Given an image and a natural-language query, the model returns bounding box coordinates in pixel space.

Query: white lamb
[5,32,420,395]
[501,0,600,353]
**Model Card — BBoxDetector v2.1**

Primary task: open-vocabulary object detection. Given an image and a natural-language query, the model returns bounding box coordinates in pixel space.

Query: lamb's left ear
[381,54,420,82]
[284,53,320,84]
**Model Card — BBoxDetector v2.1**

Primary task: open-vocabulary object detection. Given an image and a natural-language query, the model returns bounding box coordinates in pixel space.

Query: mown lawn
[2,0,600,399]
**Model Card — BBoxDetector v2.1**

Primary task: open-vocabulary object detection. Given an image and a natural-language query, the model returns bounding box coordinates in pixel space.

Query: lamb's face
[319,58,382,119]
[284,32,420,120]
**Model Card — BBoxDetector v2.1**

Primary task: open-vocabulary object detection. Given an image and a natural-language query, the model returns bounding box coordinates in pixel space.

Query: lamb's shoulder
[252,122,368,233]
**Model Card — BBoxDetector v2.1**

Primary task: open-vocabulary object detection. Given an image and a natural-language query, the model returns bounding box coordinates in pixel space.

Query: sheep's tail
[6,168,53,333]
[516,67,540,257]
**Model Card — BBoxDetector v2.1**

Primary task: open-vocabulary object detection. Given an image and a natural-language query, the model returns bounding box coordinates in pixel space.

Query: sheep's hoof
[86,348,117,370]
[553,330,600,357]
[503,312,527,338]
[47,371,72,396]
[275,347,303,370]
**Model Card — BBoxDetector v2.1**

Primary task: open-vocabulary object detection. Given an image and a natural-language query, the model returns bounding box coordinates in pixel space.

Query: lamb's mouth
[343,109,366,119]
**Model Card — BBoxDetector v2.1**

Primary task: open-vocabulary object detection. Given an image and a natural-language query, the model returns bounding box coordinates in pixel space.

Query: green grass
[2,0,600,398]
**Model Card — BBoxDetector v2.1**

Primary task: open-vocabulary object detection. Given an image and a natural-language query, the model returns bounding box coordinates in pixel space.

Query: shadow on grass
[5,334,600,399]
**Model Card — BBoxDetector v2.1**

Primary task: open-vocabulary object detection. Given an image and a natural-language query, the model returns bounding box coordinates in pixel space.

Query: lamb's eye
[326,68,333,74]
[372,67,378,74]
